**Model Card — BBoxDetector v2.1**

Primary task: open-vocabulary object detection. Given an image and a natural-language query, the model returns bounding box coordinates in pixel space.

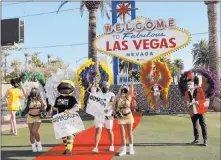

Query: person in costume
[112,78,135,156]
[184,71,208,146]
[150,83,163,113]
[150,67,163,112]
[92,81,115,153]
[24,87,47,152]
[52,80,79,156]
[4,79,27,135]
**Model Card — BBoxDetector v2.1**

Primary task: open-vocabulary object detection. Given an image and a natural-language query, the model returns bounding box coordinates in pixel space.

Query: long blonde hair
[117,85,131,100]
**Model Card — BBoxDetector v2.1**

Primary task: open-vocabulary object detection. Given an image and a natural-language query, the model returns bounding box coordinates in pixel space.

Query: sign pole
[130,1,139,70]
[112,1,118,84]
[112,1,137,84]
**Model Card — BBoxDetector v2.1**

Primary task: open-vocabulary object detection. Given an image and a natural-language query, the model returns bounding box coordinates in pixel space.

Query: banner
[52,112,85,139]
[86,92,106,122]
[117,74,140,85]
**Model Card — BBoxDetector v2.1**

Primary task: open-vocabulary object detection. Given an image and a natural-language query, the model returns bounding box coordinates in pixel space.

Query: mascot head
[57,80,75,95]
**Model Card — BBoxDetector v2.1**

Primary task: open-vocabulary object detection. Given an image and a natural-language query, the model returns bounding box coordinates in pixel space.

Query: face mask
[121,88,128,93]
[102,87,109,93]
[31,89,38,98]
[187,82,194,90]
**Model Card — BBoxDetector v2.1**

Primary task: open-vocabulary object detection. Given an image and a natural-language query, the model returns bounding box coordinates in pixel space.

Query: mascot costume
[53,79,80,156]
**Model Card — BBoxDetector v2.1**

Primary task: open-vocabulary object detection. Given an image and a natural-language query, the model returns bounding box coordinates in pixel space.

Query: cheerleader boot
[118,146,126,156]
[129,144,135,155]
[36,141,42,152]
[31,143,37,152]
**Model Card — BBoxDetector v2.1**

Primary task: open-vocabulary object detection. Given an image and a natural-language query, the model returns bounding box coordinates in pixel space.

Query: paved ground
[1,117,28,132]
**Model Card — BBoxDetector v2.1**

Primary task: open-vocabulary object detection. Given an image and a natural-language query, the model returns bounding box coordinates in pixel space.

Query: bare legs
[28,122,41,143]
[10,111,17,135]
[126,124,133,144]
[28,122,42,152]
[118,123,134,156]
[119,124,126,146]
[94,127,102,148]
[107,129,114,146]
[93,127,114,152]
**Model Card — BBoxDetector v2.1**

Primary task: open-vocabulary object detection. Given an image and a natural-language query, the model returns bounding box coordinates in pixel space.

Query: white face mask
[187,82,194,90]
[91,87,97,93]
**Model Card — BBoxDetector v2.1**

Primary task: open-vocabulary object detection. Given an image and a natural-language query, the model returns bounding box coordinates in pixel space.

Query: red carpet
[35,112,142,160]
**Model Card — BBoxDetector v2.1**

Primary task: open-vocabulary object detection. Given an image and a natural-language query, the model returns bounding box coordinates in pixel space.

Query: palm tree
[159,57,172,68]
[57,1,110,81]
[160,57,181,83]
[191,40,209,70]
[205,0,220,97]
[24,53,30,70]
[31,52,44,68]
[47,54,52,64]
[119,59,133,74]
[3,52,10,81]
[11,59,21,77]
[173,59,184,81]
[170,64,179,84]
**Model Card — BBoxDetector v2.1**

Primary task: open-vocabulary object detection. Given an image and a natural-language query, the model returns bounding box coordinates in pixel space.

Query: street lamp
[76,56,88,69]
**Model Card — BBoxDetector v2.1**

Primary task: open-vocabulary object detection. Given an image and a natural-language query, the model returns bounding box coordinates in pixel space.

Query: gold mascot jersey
[7,88,22,111]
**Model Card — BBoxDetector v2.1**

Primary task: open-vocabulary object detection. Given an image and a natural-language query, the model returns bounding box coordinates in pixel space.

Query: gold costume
[27,100,42,123]
[117,98,134,124]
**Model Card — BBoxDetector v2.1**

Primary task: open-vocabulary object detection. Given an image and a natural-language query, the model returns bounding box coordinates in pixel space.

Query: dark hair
[10,79,18,87]
[194,76,199,85]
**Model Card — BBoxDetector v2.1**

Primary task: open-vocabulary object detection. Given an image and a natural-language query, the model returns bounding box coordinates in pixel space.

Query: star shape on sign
[111,2,138,23]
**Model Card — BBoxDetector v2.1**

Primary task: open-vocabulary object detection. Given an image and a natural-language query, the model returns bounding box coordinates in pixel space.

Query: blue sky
[2,1,220,71]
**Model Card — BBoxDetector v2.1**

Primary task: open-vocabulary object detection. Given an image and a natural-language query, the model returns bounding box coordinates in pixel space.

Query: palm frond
[57,1,69,13]
[80,1,85,17]
[104,7,110,20]
[100,1,105,18]
[99,1,111,20]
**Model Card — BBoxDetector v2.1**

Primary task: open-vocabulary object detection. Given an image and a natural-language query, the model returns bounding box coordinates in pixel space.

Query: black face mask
[102,87,109,93]
[32,92,37,97]
[121,88,128,93]
[30,89,38,98]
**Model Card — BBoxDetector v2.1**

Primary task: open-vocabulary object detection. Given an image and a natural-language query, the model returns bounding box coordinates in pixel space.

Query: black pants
[191,114,207,141]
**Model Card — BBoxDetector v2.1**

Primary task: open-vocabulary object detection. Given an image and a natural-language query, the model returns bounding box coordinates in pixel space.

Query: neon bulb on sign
[104,18,176,34]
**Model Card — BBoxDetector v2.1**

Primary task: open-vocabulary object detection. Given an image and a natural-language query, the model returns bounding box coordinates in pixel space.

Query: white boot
[31,143,37,152]
[129,144,135,155]
[109,145,114,151]
[36,141,42,152]
[118,146,126,156]
[92,147,98,153]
